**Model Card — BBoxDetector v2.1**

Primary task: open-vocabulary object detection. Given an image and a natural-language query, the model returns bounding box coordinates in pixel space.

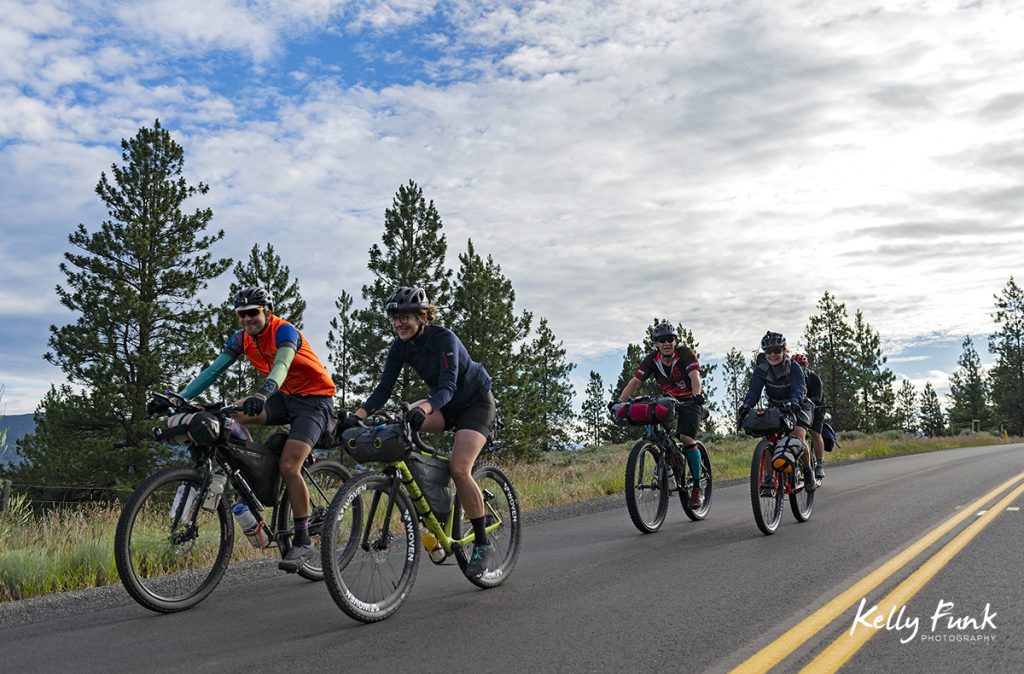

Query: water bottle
[232,502,272,549]
[202,473,227,511]
[421,531,445,563]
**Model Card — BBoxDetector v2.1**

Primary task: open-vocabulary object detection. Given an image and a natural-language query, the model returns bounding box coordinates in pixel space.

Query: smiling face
[764,346,785,366]
[237,307,268,336]
[655,335,677,357]
[390,311,425,341]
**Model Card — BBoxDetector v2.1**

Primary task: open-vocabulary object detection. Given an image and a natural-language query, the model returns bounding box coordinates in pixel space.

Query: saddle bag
[341,422,412,463]
[406,452,455,522]
[610,398,676,426]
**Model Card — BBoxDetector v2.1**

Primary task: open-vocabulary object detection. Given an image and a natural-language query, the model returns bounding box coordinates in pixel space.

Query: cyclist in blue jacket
[351,286,499,579]
[738,331,816,492]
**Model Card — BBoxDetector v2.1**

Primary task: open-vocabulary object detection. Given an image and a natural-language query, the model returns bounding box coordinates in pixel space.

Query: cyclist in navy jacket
[738,331,817,492]
[352,287,498,579]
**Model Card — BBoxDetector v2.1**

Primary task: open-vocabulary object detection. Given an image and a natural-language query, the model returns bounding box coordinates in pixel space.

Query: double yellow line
[732,469,1024,674]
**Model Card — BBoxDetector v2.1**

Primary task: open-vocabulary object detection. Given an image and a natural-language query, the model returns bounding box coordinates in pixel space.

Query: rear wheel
[681,442,713,521]
[750,440,784,535]
[789,459,815,522]
[321,473,419,623]
[276,460,352,581]
[115,467,233,613]
[625,440,668,533]
[453,464,522,589]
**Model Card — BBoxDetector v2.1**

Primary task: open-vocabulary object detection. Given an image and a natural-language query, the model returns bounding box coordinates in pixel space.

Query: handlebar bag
[406,452,455,522]
[154,412,221,445]
[342,422,411,463]
[611,398,676,426]
[741,407,793,436]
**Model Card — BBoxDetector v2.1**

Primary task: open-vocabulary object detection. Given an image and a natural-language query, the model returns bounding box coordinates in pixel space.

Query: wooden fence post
[1,479,10,513]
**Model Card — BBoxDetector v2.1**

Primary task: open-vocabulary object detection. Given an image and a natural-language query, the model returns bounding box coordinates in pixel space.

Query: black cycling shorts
[264,392,334,447]
[794,399,814,431]
[810,404,826,435]
[675,402,702,439]
[440,391,497,438]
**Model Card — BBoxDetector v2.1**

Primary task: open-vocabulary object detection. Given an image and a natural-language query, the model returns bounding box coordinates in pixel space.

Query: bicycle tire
[625,440,668,533]
[681,442,713,521]
[275,460,352,581]
[114,467,233,613]
[321,473,419,623]
[789,460,814,523]
[749,440,784,535]
[453,464,522,589]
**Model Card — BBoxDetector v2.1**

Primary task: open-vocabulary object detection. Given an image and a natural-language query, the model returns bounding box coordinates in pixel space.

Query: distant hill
[1,413,34,466]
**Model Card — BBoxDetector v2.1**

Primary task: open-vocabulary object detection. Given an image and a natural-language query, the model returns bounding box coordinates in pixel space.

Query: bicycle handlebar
[400,402,438,455]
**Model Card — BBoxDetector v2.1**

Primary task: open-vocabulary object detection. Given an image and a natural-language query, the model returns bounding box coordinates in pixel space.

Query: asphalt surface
[2,442,1022,674]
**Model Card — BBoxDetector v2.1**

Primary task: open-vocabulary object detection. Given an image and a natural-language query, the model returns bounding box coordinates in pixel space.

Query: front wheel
[625,440,668,533]
[681,442,713,521]
[321,473,419,623]
[114,467,233,613]
[454,464,522,589]
[749,440,784,535]
[275,460,352,581]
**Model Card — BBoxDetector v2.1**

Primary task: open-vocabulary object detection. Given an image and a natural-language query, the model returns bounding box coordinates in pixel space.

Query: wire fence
[1,479,134,511]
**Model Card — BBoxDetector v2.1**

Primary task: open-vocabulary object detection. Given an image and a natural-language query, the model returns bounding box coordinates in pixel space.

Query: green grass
[0,431,1014,602]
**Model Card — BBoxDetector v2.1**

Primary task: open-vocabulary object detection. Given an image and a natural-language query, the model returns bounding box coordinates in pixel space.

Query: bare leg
[280,439,312,518]
[449,429,487,519]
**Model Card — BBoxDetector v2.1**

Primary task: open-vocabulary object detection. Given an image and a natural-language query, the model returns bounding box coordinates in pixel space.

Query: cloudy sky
[2,0,1022,415]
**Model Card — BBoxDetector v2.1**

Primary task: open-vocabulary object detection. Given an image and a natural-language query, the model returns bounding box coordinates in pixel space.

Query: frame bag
[407,452,455,522]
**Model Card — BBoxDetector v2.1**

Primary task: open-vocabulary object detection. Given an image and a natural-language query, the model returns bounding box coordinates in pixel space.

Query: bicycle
[741,401,814,536]
[320,404,521,623]
[114,392,353,613]
[613,396,713,533]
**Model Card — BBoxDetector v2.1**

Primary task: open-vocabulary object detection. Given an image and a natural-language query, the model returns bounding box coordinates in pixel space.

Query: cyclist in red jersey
[179,287,336,571]
[614,323,707,507]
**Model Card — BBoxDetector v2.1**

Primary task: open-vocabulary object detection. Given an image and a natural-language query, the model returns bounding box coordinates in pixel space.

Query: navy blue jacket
[362,324,492,413]
[743,356,807,407]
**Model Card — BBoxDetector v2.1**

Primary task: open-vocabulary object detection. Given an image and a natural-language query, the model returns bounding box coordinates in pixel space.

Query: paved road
[2,443,1022,673]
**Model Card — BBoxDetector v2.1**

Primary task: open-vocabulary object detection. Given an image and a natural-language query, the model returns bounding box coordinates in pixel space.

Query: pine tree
[893,379,919,434]
[919,382,947,437]
[803,292,859,431]
[988,277,1024,436]
[722,348,749,434]
[22,120,230,491]
[204,243,306,403]
[607,342,645,444]
[580,371,610,447]
[513,319,576,455]
[326,290,357,407]
[352,180,453,408]
[448,239,532,420]
[947,336,991,433]
[852,310,896,432]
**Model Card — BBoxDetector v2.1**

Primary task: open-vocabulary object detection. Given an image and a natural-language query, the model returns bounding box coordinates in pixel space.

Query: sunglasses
[764,347,784,355]
[236,308,263,318]
[655,336,676,344]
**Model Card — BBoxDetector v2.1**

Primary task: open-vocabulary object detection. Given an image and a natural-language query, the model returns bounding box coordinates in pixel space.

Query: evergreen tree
[580,371,610,447]
[988,277,1024,436]
[803,292,859,431]
[204,243,306,402]
[326,290,357,407]
[20,120,230,491]
[448,239,532,418]
[893,379,919,434]
[947,336,991,433]
[722,348,749,434]
[607,342,645,444]
[513,319,576,455]
[852,310,896,432]
[352,180,453,407]
[918,382,947,437]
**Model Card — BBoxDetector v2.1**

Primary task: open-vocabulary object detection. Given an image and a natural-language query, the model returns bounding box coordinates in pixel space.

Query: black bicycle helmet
[760,331,786,351]
[233,286,273,312]
[651,322,677,341]
[385,286,430,314]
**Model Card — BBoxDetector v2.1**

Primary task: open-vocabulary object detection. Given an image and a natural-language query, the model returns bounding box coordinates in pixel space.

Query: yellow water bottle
[421,531,445,563]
